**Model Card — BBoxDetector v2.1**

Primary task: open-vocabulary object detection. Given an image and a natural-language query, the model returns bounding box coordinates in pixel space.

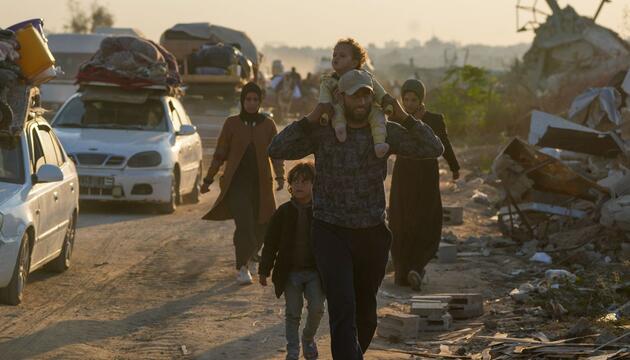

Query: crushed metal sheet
[529,111,624,158]
[496,138,609,201]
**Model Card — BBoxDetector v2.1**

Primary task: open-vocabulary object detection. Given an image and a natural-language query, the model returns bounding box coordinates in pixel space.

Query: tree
[90,3,115,32]
[65,0,90,33]
[64,0,115,33]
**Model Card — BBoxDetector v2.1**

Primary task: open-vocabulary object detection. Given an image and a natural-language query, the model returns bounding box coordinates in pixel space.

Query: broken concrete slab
[424,293,484,319]
[377,313,420,341]
[418,313,453,332]
[442,206,464,226]
[438,243,457,264]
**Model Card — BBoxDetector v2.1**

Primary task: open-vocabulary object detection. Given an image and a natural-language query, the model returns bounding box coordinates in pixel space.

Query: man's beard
[344,107,370,125]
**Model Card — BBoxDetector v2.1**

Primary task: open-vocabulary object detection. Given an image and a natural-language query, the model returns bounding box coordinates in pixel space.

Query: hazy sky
[2,0,628,47]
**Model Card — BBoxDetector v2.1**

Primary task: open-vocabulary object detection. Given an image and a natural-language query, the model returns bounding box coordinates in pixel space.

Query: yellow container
[15,24,55,81]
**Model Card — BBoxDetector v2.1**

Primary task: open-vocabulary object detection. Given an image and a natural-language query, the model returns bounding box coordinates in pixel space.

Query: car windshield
[0,135,24,184]
[53,97,168,131]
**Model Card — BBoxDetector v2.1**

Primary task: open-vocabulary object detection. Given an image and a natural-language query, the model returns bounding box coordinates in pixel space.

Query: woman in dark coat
[389,79,460,290]
[201,82,285,285]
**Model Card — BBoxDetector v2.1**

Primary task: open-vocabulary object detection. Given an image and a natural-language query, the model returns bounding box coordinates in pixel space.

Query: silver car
[0,117,79,305]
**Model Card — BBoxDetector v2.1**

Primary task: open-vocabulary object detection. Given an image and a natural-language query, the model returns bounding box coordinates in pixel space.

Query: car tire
[157,172,179,214]
[186,164,202,204]
[0,233,31,305]
[47,213,76,273]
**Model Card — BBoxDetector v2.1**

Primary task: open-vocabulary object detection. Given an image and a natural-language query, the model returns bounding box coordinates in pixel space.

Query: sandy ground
[0,115,521,360]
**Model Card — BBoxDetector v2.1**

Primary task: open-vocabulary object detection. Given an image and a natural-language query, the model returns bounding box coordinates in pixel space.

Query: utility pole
[593,0,611,22]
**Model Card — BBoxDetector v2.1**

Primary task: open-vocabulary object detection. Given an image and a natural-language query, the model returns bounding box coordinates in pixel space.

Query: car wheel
[48,213,76,273]
[186,164,202,204]
[0,233,31,305]
[158,172,179,214]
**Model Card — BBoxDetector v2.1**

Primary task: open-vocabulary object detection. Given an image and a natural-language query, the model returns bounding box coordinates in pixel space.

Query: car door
[27,126,58,266]
[169,99,196,193]
[33,124,67,261]
[43,125,75,254]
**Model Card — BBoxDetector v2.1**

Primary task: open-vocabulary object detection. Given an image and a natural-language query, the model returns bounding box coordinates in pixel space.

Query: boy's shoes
[334,125,347,142]
[237,266,253,285]
[247,260,258,275]
[374,143,390,158]
[285,355,299,360]
[303,339,318,360]
[407,269,425,291]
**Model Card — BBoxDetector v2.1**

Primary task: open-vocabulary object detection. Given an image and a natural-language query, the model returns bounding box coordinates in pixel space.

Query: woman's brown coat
[202,115,284,223]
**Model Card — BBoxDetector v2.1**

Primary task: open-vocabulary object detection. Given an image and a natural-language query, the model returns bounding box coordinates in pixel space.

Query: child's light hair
[335,38,367,69]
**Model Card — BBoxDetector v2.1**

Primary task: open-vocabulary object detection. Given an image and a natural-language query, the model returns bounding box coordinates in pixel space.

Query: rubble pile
[520,0,630,95]
[492,69,630,252]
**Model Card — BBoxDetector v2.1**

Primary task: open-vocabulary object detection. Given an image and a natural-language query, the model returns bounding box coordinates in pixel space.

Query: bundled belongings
[77,36,182,89]
[1,19,55,136]
[188,43,252,79]
[0,28,20,128]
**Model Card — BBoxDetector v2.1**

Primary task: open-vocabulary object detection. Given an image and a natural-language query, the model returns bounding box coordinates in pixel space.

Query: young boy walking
[259,162,325,360]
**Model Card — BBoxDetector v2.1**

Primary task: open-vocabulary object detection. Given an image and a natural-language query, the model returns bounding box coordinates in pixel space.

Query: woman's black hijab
[240,82,265,125]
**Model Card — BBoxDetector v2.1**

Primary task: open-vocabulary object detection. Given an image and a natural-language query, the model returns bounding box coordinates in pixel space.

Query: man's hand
[307,103,332,125]
[276,179,285,191]
[388,98,409,123]
[259,276,268,286]
[200,179,212,194]
[381,94,395,116]
[452,170,460,181]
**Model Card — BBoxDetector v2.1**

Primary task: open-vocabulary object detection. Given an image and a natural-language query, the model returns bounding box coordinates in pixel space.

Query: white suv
[52,87,203,213]
[0,117,79,305]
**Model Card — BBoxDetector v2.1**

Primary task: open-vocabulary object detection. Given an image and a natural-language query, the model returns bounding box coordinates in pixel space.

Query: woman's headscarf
[401,79,426,102]
[239,82,265,125]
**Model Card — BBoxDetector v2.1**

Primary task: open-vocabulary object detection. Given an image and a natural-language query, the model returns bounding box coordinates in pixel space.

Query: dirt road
[0,132,513,360]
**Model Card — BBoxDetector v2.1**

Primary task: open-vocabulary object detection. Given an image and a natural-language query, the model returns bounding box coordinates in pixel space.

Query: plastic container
[8,18,46,39]
[15,24,56,82]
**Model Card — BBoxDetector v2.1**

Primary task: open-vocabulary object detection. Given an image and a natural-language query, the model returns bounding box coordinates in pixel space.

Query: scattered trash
[471,190,490,206]
[180,345,189,355]
[544,269,577,284]
[529,252,552,264]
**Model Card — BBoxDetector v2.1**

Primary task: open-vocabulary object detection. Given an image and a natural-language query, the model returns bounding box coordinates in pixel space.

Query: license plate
[79,176,114,189]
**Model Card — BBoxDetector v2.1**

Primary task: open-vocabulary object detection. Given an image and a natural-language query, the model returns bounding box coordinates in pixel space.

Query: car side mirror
[177,124,197,136]
[33,164,64,184]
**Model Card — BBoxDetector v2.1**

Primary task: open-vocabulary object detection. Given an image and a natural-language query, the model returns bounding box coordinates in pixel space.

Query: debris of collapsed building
[492,68,630,246]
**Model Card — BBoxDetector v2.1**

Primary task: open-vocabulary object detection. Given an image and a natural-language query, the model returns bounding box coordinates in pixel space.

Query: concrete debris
[438,243,458,263]
[600,196,630,231]
[520,0,630,95]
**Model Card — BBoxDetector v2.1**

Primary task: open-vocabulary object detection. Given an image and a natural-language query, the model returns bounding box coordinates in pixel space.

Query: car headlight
[127,151,162,168]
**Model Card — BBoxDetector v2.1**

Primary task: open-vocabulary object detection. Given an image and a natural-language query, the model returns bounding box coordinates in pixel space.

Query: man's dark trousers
[312,219,391,360]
